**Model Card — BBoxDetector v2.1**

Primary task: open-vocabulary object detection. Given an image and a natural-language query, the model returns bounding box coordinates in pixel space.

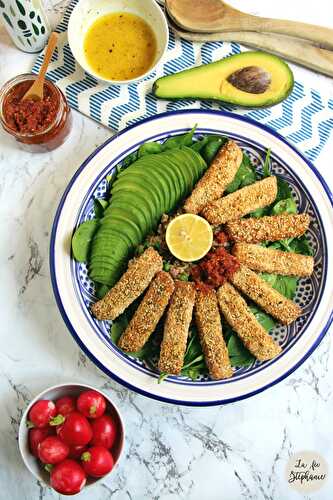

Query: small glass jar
[0,73,72,152]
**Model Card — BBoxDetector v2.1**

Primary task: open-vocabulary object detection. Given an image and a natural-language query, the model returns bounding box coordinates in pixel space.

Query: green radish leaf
[72,220,99,262]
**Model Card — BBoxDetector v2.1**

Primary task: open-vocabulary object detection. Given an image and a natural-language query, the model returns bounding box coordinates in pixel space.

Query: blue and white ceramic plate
[50,110,333,406]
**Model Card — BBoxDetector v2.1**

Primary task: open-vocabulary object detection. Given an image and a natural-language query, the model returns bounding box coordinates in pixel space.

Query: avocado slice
[118,156,175,211]
[111,176,161,217]
[118,161,169,213]
[109,199,150,235]
[110,186,157,226]
[153,51,294,107]
[102,209,143,244]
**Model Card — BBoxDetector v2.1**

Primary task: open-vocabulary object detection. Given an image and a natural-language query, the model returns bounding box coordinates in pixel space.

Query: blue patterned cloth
[32,0,333,162]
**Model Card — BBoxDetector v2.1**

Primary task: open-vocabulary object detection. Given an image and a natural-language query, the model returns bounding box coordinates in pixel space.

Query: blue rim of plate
[50,109,333,407]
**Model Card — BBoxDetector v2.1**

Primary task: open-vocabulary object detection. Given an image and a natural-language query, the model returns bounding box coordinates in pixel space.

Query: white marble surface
[1,1,333,499]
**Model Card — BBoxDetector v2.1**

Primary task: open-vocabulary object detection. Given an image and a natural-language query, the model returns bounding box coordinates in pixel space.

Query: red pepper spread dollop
[191,246,240,293]
[3,80,59,134]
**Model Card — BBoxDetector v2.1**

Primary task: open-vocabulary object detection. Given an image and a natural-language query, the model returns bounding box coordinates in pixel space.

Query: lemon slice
[165,214,213,262]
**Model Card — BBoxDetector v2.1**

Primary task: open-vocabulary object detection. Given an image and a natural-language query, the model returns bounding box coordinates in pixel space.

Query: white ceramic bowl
[50,110,333,406]
[18,383,125,493]
[68,0,169,84]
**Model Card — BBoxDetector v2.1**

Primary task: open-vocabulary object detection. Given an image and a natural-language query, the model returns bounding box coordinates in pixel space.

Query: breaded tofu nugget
[202,176,277,224]
[195,289,233,380]
[217,282,281,361]
[230,264,301,325]
[91,247,162,320]
[118,272,175,352]
[184,140,242,214]
[226,213,310,243]
[233,243,314,277]
[158,281,196,375]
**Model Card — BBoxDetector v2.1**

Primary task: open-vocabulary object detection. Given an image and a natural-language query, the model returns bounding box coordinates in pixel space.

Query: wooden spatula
[22,32,58,101]
[166,0,333,51]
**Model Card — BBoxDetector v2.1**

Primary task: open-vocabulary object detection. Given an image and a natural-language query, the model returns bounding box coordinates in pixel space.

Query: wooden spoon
[166,0,333,51]
[164,12,333,78]
[22,32,58,101]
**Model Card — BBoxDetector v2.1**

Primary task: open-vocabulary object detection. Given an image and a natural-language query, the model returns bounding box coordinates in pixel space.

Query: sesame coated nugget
[195,289,233,380]
[226,213,310,244]
[158,281,196,375]
[217,282,281,361]
[118,271,175,353]
[183,140,242,214]
[91,247,163,321]
[230,264,301,325]
[202,176,277,224]
[233,243,314,277]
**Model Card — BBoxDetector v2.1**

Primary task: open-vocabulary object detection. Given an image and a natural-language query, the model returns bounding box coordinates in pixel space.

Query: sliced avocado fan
[89,147,207,287]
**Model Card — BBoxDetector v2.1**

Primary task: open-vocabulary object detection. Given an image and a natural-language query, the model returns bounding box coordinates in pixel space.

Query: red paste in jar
[191,247,240,292]
[3,80,59,134]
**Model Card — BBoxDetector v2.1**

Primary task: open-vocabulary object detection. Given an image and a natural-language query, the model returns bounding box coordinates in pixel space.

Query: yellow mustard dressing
[84,12,157,81]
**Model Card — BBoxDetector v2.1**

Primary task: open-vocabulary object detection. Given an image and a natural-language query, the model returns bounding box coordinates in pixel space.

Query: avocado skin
[153,51,294,108]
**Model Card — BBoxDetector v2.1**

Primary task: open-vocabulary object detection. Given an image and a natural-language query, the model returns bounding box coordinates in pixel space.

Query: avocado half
[153,51,294,108]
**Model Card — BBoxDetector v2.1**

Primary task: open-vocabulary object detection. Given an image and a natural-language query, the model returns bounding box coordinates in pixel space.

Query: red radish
[77,390,106,419]
[81,446,114,478]
[68,444,87,460]
[91,414,117,449]
[58,412,93,446]
[50,459,86,495]
[28,400,56,428]
[55,396,76,417]
[55,424,63,436]
[38,436,69,464]
[29,428,53,457]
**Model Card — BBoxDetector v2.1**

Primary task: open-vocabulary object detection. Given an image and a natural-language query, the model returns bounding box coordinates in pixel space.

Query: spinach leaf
[272,198,297,215]
[276,177,292,201]
[180,328,207,379]
[72,220,99,262]
[226,153,257,193]
[110,313,129,344]
[94,198,108,218]
[288,235,314,256]
[162,125,196,150]
[202,137,227,163]
[95,283,109,299]
[227,335,255,367]
[138,141,163,157]
[249,306,276,331]
[106,172,116,189]
[250,206,268,218]
[190,136,210,153]
[121,150,138,168]
[263,148,271,177]
[260,273,298,300]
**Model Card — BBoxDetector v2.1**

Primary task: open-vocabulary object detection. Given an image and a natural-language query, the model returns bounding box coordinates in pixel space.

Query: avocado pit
[227,66,271,94]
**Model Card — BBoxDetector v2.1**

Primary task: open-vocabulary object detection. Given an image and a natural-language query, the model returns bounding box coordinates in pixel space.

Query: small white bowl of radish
[18,383,125,495]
